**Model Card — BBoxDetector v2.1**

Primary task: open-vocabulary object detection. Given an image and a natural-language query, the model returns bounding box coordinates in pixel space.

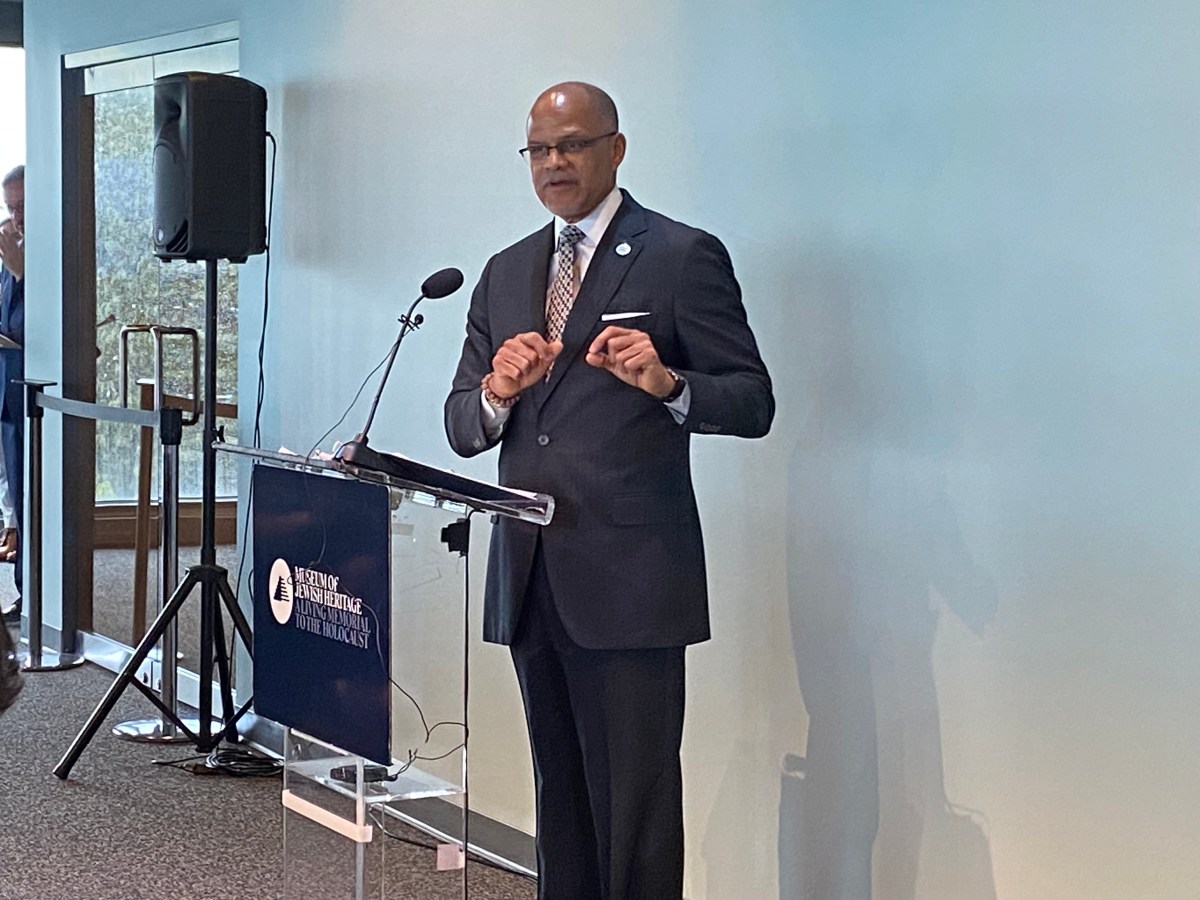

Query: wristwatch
[660,368,686,403]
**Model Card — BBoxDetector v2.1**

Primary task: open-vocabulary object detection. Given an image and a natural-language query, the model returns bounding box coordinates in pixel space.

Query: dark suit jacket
[0,268,23,427]
[445,191,773,650]
[0,267,23,591]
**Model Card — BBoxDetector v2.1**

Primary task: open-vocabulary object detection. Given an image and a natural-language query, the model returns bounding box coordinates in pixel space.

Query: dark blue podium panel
[252,465,391,765]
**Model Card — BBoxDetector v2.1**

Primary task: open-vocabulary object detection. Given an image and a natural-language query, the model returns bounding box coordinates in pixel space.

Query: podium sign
[253,465,392,765]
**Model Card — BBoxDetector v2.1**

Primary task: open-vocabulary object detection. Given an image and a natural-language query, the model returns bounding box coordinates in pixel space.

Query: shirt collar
[554,186,624,248]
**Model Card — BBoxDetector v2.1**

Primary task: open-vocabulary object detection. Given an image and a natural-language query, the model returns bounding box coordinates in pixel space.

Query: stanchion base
[20,648,87,673]
[112,717,220,743]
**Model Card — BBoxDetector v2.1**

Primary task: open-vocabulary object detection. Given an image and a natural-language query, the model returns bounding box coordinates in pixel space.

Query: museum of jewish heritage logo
[268,558,374,651]
[268,558,295,624]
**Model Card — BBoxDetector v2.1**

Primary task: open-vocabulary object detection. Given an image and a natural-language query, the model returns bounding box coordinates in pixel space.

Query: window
[0,47,23,176]
[60,26,245,653]
[92,84,240,499]
[70,27,242,500]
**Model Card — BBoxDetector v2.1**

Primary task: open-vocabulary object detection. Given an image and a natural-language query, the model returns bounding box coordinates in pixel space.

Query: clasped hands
[487,326,675,400]
[0,220,22,281]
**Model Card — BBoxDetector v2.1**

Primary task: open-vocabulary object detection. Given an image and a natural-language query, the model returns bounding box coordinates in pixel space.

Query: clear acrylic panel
[388,487,469,793]
[283,724,468,899]
[277,487,472,899]
[230,447,539,898]
[283,729,386,900]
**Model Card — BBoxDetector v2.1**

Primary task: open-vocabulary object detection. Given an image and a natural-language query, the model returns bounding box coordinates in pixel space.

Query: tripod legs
[55,261,256,781]
[53,563,253,780]
[213,569,254,744]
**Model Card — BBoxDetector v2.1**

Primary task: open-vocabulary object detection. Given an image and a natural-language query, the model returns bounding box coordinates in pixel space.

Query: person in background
[0,454,16,562]
[0,164,24,625]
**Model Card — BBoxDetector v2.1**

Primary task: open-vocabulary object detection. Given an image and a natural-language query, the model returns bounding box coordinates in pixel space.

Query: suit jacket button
[537,434,550,446]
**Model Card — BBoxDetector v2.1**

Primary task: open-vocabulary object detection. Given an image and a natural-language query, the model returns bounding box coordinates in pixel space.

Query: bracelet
[481,373,519,409]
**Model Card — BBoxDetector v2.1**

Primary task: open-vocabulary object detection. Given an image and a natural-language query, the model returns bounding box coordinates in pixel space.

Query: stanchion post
[20,380,84,673]
[159,410,181,737]
[113,405,210,742]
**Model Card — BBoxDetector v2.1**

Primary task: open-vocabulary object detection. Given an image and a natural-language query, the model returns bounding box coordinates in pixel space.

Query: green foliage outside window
[94,87,239,500]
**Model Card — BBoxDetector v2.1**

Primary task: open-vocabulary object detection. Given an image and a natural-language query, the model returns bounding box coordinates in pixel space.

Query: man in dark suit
[0,165,23,624]
[445,83,773,899]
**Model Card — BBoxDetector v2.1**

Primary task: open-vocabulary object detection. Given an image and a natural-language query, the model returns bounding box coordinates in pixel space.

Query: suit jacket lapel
[539,195,648,405]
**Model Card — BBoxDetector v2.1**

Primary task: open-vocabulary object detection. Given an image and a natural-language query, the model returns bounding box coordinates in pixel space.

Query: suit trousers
[1,414,21,598]
[510,546,686,900]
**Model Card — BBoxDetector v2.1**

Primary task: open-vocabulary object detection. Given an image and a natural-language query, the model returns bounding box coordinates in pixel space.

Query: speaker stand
[55,260,254,778]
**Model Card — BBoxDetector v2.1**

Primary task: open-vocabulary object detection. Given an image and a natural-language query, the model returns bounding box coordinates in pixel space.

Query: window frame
[60,24,239,640]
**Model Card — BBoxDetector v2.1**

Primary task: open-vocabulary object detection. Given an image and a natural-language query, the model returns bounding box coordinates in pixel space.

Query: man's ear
[612,133,627,170]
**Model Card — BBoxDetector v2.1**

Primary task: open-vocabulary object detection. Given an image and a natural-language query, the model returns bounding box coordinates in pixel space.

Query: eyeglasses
[519,132,617,162]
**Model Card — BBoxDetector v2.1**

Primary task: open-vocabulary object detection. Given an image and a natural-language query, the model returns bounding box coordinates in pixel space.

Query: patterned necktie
[545,224,586,344]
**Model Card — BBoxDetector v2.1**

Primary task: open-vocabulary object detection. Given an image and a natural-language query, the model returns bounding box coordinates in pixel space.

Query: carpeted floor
[0,646,536,900]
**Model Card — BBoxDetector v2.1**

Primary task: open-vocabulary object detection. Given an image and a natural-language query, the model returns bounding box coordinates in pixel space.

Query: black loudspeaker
[153,72,267,262]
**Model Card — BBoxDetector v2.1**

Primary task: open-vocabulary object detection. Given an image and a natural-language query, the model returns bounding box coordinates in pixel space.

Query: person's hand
[585,326,675,397]
[0,220,22,281]
[489,332,562,398]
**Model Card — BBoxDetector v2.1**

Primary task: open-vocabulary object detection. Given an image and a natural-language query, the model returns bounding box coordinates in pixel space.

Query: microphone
[421,267,464,299]
[335,267,464,466]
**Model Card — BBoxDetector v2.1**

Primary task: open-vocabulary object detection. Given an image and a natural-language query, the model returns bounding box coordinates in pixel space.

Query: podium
[229,445,552,899]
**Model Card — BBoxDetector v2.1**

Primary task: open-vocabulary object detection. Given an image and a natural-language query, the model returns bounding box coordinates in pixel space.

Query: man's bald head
[525,82,625,222]
[531,82,618,133]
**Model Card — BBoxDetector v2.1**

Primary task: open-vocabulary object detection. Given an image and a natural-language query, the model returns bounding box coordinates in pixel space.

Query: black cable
[234,130,279,608]
[414,742,466,763]
[364,510,478,835]
[152,752,207,771]
[255,131,277,449]
[328,511,474,784]
[289,346,392,580]
[207,744,282,777]
[152,744,281,778]
[304,349,390,465]
[358,598,465,768]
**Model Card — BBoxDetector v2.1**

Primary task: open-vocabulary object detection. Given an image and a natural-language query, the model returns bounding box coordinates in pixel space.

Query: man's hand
[0,220,22,282]
[586,326,675,397]
[489,332,562,398]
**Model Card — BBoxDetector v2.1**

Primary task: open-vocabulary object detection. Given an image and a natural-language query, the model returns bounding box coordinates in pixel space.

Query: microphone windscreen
[421,267,465,299]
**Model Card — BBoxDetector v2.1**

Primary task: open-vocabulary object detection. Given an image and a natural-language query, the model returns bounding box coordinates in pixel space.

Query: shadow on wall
[780,243,999,900]
[275,78,427,283]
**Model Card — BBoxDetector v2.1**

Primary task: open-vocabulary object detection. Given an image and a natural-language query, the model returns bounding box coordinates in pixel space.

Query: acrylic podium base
[282,728,468,900]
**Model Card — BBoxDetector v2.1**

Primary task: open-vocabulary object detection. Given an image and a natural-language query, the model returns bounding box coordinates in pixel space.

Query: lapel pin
[615,242,631,256]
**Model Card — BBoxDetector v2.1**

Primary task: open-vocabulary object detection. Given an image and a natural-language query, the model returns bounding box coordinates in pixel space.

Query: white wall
[0,48,24,174]
[25,1,1200,898]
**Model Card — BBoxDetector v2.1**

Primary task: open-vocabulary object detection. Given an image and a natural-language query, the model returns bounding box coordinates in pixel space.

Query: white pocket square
[600,311,651,322]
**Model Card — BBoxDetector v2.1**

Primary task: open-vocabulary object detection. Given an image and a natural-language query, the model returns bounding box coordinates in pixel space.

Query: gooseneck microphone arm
[355,292,427,443]
[342,267,465,455]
